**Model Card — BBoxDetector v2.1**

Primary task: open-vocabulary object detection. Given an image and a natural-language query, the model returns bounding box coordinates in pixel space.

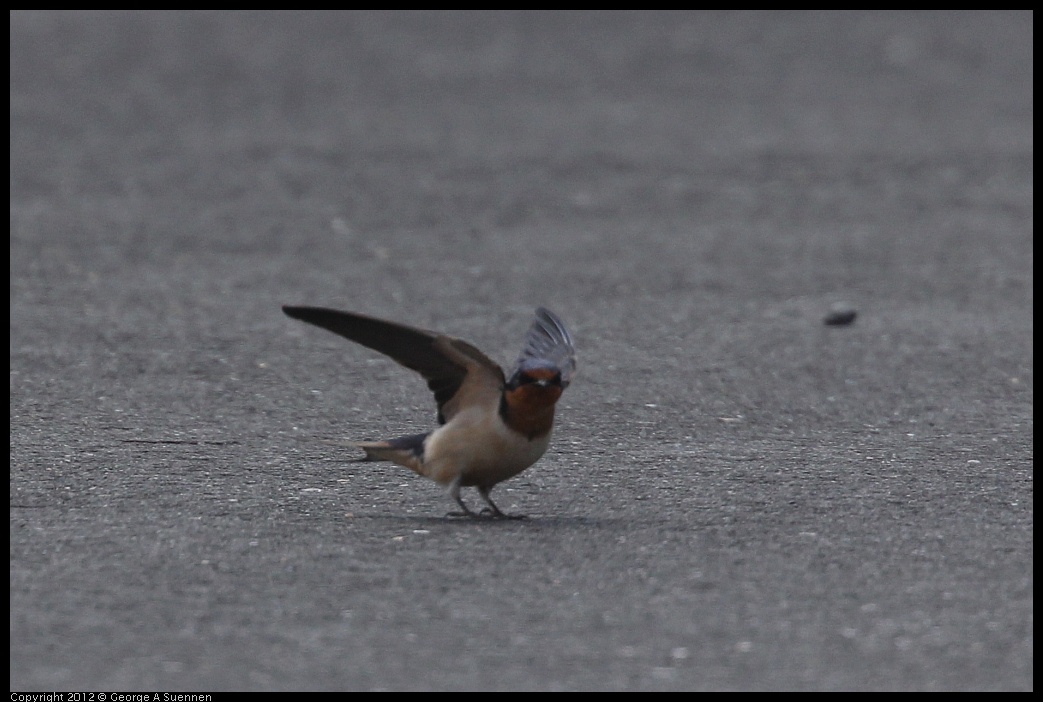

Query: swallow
[282,305,576,518]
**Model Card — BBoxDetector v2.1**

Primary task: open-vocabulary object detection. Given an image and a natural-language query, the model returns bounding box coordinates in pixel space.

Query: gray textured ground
[10,11,1033,691]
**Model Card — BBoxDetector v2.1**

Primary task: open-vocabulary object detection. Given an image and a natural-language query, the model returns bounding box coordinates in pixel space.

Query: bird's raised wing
[512,307,577,386]
[283,306,505,424]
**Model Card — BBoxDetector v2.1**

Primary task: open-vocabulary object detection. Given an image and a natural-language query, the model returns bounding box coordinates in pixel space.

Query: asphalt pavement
[10,11,1033,691]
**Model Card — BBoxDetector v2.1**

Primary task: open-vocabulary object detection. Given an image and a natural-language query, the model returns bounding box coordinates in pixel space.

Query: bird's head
[506,362,566,392]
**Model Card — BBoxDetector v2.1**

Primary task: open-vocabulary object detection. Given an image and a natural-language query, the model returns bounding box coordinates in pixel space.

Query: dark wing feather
[513,307,577,386]
[282,306,504,424]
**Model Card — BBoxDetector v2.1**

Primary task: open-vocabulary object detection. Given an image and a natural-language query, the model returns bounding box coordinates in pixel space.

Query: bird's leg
[478,485,527,520]
[446,475,480,518]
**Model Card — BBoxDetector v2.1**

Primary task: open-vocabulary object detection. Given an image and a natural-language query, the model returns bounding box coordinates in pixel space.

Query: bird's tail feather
[351,432,429,474]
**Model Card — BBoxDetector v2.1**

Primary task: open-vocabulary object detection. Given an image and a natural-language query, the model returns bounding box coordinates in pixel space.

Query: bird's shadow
[348,512,626,529]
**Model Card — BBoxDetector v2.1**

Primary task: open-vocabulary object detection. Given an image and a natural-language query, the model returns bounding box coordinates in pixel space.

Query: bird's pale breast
[421,406,552,487]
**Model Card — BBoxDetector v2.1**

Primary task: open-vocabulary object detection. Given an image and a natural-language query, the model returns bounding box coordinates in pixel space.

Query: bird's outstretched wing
[282,306,505,424]
[512,307,577,386]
